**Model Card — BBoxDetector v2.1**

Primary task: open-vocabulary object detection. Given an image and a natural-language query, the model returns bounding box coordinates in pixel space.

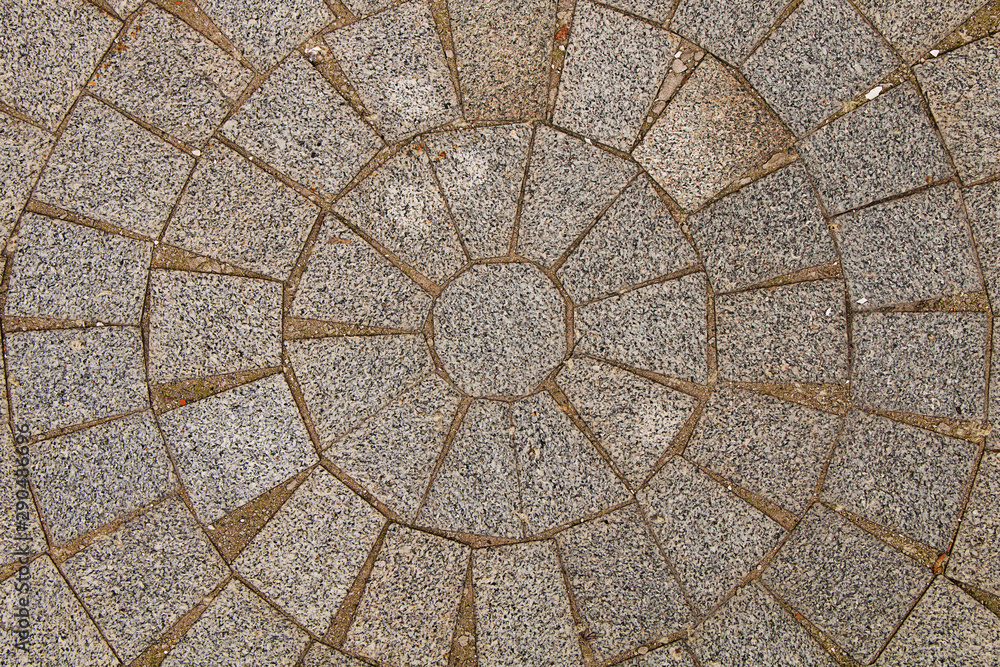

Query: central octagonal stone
[433,262,568,397]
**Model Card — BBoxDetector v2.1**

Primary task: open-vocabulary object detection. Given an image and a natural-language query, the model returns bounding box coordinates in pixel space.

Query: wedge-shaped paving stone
[559,175,697,302]
[822,411,976,549]
[640,457,786,612]
[303,644,370,667]
[687,163,835,293]
[743,0,898,134]
[854,0,985,62]
[949,452,1000,597]
[344,525,468,666]
[336,145,465,283]
[236,468,384,634]
[33,96,193,238]
[159,374,315,522]
[425,125,531,257]
[852,311,988,418]
[92,5,252,144]
[287,335,432,445]
[576,273,707,383]
[420,400,522,538]
[799,83,953,215]
[636,56,791,210]
[165,143,317,280]
[1,397,45,563]
[558,358,698,486]
[161,579,310,667]
[292,221,431,329]
[557,506,690,661]
[519,125,636,265]
[554,1,677,150]
[326,1,460,142]
[148,271,281,381]
[686,386,840,515]
[0,113,53,245]
[762,503,932,662]
[513,392,630,532]
[222,53,383,197]
[473,541,584,667]
[62,499,226,663]
[329,375,460,521]
[716,280,847,383]
[0,0,118,129]
[965,180,1000,302]
[33,411,174,545]
[689,581,836,667]
[671,0,788,65]
[6,327,147,434]
[450,0,555,120]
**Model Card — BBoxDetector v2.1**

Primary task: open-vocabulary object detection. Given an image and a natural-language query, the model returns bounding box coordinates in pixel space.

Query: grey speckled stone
[33,95,193,238]
[7,213,151,324]
[685,385,840,515]
[949,452,1000,597]
[326,0,460,142]
[329,375,460,521]
[518,125,636,266]
[7,327,147,434]
[473,541,584,667]
[854,0,984,62]
[716,280,848,383]
[451,0,555,120]
[62,499,226,663]
[640,456,786,612]
[161,579,310,667]
[33,411,174,545]
[554,1,676,150]
[222,53,383,197]
[964,180,1000,304]
[576,273,707,383]
[822,411,977,549]
[1,395,46,563]
[344,525,468,666]
[852,311,988,419]
[762,503,932,662]
[799,83,953,215]
[558,357,698,486]
[236,468,384,635]
[636,56,791,210]
[619,644,696,666]
[159,374,315,522]
[0,113,53,246]
[743,0,899,135]
[165,143,317,280]
[148,270,282,382]
[513,392,630,533]
[557,506,690,661]
[559,175,697,303]
[0,0,118,129]
[687,163,835,293]
[303,644,369,667]
[426,125,531,258]
[671,0,787,65]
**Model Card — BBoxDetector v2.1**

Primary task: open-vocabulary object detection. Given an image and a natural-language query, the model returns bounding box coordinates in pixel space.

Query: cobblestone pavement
[1,0,999,665]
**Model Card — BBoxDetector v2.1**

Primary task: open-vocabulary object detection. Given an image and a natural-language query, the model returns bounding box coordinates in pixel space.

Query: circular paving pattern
[2,0,1000,666]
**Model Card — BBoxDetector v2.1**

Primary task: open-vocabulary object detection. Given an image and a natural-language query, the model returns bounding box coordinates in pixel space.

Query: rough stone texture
[165,142,317,280]
[964,180,1000,304]
[685,385,840,515]
[671,0,787,65]
[799,83,953,215]
[854,0,985,62]
[743,0,899,135]
[554,0,677,150]
[619,644,696,666]
[576,273,707,383]
[640,456,786,613]
[473,541,584,667]
[303,644,370,667]
[326,0,460,142]
[33,95,193,238]
[159,374,315,522]
[557,506,690,661]
[716,280,848,383]
[0,113,53,246]
[450,0,555,120]
[949,452,1000,598]
[434,262,566,397]
[636,56,791,210]
[762,503,932,663]
[1,393,46,564]
[148,270,282,381]
[7,212,151,324]
[852,311,988,419]
[344,525,468,666]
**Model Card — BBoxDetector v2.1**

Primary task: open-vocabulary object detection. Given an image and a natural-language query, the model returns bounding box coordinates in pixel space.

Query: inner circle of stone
[432,262,567,398]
